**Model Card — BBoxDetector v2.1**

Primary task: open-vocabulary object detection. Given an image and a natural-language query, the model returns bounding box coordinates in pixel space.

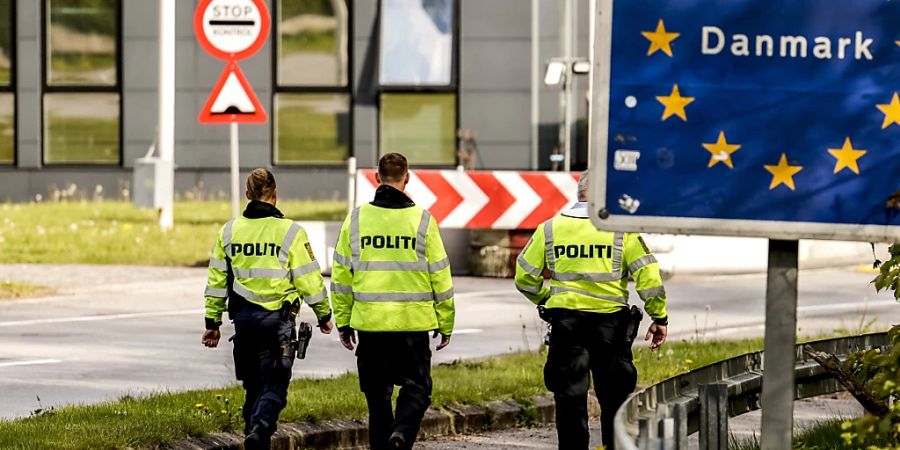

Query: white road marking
[0,359,62,368]
[0,291,510,329]
[798,300,897,313]
[0,309,204,328]
[452,328,483,335]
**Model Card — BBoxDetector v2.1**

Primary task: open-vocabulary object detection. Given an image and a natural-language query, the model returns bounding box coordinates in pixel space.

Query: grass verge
[0,201,347,266]
[730,418,897,450]
[0,338,763,450]
[0,281,53,300]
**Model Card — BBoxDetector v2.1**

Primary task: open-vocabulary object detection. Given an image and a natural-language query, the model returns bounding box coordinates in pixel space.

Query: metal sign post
[230,123,240,218]
[157,0,175,230]
[760,239,800,449]
[194,0,271,218]
[587,1,900,448]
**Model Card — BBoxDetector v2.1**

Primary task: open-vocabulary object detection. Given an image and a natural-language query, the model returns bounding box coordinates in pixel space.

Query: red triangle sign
[198,62,267,124]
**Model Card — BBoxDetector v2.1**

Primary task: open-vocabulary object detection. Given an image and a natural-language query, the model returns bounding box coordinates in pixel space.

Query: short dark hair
[246,168,276,200]
[378,153,408,183]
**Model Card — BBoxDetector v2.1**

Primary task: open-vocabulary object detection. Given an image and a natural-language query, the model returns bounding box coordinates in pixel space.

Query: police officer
[514,172,668,450]
[331,153,455,450]
[202,168,334,450]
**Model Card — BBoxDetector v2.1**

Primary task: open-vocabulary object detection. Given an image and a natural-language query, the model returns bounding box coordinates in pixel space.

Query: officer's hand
[202,329,221,348]
[319,320,334,335]
[433,331,451,351]
[339,329,356,351]
[645,323,667,351]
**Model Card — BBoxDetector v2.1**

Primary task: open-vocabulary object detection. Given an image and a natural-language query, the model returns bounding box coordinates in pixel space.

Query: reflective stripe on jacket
[204,213,331,324]
[331,203,455,335]
[514,209,667,320]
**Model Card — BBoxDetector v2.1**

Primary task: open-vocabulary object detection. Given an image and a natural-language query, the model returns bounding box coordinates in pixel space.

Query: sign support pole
[347,156,357,214]
[230,122,240,218]
[158,0,175,230]
[760,239,799,450]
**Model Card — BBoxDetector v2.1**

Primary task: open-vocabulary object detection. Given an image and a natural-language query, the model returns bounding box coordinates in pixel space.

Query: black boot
[244,424,270,450]
[389,431,408,450]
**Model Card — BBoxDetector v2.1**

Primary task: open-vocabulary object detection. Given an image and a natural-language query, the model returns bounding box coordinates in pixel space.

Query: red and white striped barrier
[355,170,580,229]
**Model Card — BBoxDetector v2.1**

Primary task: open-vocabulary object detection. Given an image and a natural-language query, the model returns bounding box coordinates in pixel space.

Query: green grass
[0,281,53,300]
[0,201,347,266]
[730,418,898,450]
[0,338,764,450]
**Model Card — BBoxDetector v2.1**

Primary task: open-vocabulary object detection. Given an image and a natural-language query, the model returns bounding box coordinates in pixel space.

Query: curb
[174,394,586,450]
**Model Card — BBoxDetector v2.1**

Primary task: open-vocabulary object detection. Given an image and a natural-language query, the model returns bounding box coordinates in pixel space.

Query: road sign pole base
[760,239,799,450]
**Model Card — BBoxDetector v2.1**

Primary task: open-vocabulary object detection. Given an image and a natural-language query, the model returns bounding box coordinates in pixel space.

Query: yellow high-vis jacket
[331,185,455,335]
[204,201,331,328]
[514,202,668,321]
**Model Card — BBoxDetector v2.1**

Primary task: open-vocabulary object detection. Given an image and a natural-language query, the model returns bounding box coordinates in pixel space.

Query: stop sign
[194,0,271,61]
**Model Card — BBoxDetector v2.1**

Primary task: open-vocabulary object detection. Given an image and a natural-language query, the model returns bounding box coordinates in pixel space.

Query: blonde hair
[247,168,276,201]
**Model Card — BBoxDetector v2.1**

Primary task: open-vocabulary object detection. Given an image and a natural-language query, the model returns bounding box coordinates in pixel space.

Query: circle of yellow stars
[638,18,885,192]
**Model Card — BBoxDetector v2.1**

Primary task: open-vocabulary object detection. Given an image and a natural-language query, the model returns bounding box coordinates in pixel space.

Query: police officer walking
[202,168,334,450]
[331,153,455,450]
[514,172,668,450]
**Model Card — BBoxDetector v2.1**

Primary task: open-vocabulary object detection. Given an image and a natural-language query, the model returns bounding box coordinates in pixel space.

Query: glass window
[44,93,120,164]
[277,0,348,86]
[380,0,454,86]
[380,93,455,165]
[0,0,13,164]
[275,93,350,164]
[46,0,118,86]
[0,0,12,86]
[0,94,13,164]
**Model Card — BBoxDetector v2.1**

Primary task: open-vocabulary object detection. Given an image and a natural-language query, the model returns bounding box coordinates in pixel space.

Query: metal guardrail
[613,332,890,450]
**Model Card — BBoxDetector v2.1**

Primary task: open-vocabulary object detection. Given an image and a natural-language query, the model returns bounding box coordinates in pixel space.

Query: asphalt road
[0,264,896,419]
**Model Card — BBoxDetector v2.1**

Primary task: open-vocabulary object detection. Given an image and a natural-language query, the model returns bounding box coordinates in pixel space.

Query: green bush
[839,244,900,449]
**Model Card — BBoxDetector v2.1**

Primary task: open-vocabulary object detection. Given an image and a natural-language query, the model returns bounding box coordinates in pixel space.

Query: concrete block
[485,399,523,429]
[188,432,242,450]
[296,419,368,448]
[530,394,556,424]
[418,407,455,439]
[445,404,490,433]
[168,440,207,450]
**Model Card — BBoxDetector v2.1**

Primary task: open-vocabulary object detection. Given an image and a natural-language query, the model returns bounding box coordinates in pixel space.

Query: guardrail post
[699,384,728,450]
[660,417,675,450]
[669,403,688,450]
[638,417,651,449]
[761,239,799,450]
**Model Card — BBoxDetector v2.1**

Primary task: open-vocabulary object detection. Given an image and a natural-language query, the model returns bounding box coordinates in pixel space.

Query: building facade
[0,0,591,202]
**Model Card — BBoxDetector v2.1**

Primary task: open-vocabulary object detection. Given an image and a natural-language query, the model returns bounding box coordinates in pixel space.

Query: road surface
[0,264,895,419]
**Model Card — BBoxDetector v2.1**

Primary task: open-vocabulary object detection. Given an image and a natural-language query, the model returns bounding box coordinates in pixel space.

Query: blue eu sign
[589,0,900,241]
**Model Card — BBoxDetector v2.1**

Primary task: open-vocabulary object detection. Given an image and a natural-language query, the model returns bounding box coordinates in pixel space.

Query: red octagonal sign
[194,0,271,61]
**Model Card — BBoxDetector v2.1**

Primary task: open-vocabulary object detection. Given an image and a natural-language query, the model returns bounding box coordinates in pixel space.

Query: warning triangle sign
[199,62,267,124]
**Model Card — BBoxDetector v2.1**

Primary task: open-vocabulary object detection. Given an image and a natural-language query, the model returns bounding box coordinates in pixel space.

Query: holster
[295,322,312,359]
[279,300,303,365]
[623,305,643,346]
[280,300,301,321]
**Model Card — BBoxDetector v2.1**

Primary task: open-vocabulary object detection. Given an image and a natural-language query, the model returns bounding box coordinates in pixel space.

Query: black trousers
[232,303,295,444]
[356,331,433,450]
[544,308,638,450]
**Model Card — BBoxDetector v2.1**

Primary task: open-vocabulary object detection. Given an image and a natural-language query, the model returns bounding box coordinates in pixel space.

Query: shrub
[839,244,900,449]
